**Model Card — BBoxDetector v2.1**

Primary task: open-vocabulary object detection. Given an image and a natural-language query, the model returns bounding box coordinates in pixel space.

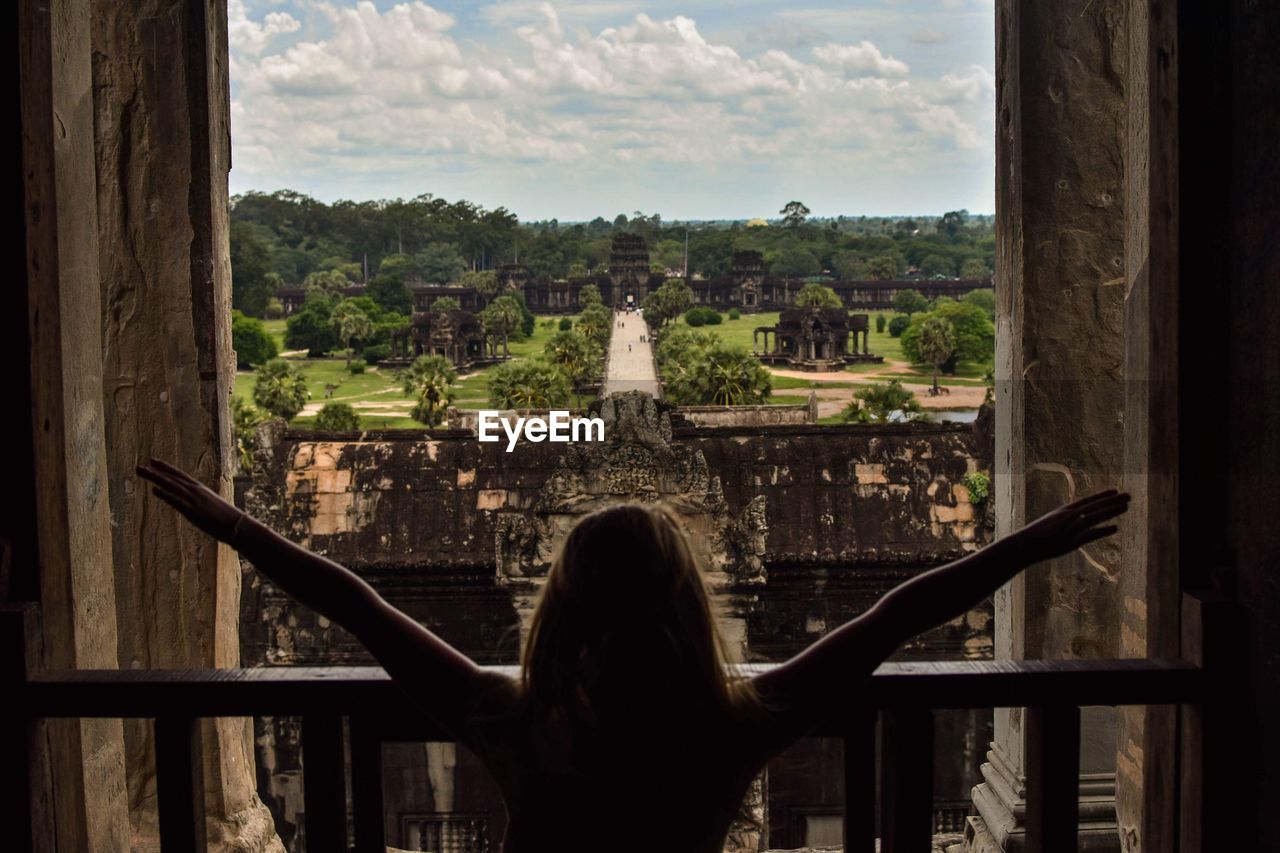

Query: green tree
[232,397,265,471]
[284,295,339,357]
[779,200,811,229]
[875,313,887,333]
[963,288,996,318]
[431,296,461,311]
[642,278,693,329]
[576,302,612,347]
[867,255,900,280]
[794,283,843,308]
[832,251,869,279]
[303,268,349,297]
[402,354,458,427]
[330,301,374,367]
[252,359,309,421]
[544,330,599,406]
[231,310,278,369]
[919,254,955,278]
[314,402,361,431]
[413,243,467,284]
[770,247,821,278]
[482,295,524,356]
[578,282,602,306]
[366,274,412,316]
[378,253,414,280]
[841,380,924,423]
[460,270,499,297]
[887,314,911,338]
[960,258,991,279]
[892,289,931,316]
[488,359,572,409]
[912,297,996,364]
[939,209,969,238]
[230,221,276,317]
[665,344,772,406]
[912,317,956,395]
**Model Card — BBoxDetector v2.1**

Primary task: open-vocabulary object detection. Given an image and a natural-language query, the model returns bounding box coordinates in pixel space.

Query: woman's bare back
[136,460,1127,853]
[462,676,772,853]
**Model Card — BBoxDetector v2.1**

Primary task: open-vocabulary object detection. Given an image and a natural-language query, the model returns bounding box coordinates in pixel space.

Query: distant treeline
[229,189,995,317]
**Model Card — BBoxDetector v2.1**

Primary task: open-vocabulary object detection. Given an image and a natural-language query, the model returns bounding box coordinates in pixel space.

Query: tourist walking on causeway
[137,460,1127,853]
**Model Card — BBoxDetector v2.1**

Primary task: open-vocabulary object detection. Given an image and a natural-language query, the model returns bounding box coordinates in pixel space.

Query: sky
[228,0,996,221]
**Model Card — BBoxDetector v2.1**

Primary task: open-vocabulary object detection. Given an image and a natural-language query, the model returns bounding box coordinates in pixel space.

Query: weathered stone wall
[240,394,995,850]
[446,400,818,431]
[674,399,817,427]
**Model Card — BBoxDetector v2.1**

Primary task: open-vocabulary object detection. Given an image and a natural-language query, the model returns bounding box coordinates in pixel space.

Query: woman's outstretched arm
[137,460,508,735]
[751,490,1129,741]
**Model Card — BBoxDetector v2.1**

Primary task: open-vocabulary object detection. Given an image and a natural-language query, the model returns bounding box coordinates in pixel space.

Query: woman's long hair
[520,504,755,761]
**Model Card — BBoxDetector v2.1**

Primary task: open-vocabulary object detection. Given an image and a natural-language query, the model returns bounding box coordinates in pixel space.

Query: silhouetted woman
[137,460,1127,853]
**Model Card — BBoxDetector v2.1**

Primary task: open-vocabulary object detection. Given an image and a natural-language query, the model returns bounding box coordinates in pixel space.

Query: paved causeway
[602,310,661,398]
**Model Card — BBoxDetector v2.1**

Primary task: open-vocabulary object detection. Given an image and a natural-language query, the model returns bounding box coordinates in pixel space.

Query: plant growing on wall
[962,471,991,504]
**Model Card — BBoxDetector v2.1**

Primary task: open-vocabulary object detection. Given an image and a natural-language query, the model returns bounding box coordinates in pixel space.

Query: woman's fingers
[1073,525,1119,548]
[151,459,204,493]
[151,486,195,515]
[1076,494,1129,522]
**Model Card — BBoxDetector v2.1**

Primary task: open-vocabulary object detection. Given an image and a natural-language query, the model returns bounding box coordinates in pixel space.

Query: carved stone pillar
[90,0,281,849]
[966,2,1127,850]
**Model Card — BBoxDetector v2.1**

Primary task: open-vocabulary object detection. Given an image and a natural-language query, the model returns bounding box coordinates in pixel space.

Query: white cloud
[228,2,994,213]
[229,0,300,56]
[812,40,910,77]
[908,27,950,45]
[938,64,996,102]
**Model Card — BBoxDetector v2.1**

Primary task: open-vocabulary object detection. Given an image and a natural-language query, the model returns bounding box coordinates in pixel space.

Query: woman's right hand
[137,459,246,544]
[1013,489,1130,563]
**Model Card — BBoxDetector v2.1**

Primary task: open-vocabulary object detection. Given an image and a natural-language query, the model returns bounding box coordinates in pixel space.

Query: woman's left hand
[137,459,245,543]
[1013,489,1129,563]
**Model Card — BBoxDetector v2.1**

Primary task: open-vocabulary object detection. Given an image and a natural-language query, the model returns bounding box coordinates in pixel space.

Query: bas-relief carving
[493,392,768,588]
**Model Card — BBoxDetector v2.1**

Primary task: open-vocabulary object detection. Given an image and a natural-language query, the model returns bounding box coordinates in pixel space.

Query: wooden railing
[3,602,1220,853]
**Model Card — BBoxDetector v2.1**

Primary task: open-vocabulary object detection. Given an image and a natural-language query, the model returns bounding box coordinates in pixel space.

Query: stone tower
[608,232,651,308]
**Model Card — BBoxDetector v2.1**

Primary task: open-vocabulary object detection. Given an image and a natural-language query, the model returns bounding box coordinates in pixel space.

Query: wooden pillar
[970,2,1127,850]
[18,0,131,848]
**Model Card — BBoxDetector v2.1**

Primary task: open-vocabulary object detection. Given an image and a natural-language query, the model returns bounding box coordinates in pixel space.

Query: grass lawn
[236,315,584,428]
[665,309,992,386]
[263,318,288,351]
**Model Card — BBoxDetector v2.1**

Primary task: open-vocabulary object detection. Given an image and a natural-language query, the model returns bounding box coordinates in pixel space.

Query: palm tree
[402,355,458,427]
[330,302,373,367]
[794,283,842,308]
[576,305,611,349]
[488,359,571,409]
[544,330,596,406]
[702,346,772,406]
[916,316,956,395]
[252,359,310,421]
[482,296,523,357]
[841,379,924,423]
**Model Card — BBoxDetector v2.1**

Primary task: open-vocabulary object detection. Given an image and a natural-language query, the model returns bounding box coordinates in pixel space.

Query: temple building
[280,238,993,318]
[407,309,489,367]
[753,306,882,371]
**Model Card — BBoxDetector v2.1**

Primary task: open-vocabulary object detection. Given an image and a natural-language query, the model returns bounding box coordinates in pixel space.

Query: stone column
[18,0,133,849]
[1116,2,1188,849]
[968,2,1127,850]
[90,1,280,850]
